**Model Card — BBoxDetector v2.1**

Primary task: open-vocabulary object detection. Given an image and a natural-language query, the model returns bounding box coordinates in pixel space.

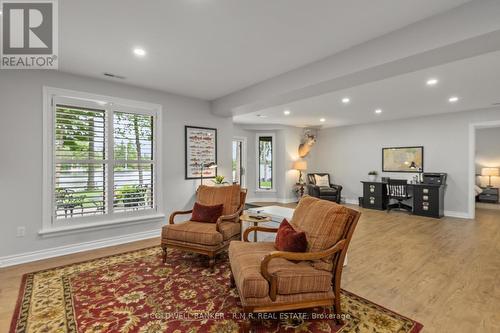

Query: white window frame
[255,133,276,192]
[41,87,163,235]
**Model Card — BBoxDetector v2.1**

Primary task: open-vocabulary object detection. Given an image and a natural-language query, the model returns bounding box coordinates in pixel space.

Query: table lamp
[481,167,499,187]
[292,159,307,184]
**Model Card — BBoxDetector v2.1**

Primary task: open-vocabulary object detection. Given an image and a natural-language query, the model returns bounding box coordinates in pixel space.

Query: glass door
[232,138,246,187]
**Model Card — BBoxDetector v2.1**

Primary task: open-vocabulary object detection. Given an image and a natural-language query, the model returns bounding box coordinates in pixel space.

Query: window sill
[255,189,277,193]
[38,213,165,238]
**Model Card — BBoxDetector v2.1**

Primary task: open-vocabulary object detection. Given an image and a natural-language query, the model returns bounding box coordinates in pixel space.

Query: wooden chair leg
[208,255,215,271]
[333,296,344,325]
[240,320,250,333]
[230,271,236,288]
[161,245,167,263]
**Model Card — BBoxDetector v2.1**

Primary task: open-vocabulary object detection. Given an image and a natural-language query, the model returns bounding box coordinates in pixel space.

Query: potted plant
[212,175,229,186]
[368,171,378,182]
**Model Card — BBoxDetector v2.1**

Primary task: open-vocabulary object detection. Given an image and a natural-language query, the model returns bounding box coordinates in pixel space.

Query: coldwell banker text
[1,0,58,69]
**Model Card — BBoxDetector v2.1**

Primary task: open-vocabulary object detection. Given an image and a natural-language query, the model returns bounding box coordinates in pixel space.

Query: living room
[1,1,500,332]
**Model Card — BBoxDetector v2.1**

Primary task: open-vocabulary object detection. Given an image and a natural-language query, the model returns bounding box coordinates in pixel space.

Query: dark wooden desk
[361,181,446,218]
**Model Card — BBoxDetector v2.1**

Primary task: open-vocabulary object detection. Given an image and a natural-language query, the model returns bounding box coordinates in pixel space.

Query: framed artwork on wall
[185,126,217,179]
[382,146,424,173]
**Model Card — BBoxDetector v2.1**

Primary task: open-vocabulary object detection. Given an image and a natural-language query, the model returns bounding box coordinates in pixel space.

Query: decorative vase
[368,175,377,182]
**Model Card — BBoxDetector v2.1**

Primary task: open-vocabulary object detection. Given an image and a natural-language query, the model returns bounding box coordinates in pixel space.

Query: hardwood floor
[1,206,499,332]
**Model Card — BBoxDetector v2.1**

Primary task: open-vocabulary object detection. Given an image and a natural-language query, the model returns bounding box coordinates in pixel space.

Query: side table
[240,213,272,242]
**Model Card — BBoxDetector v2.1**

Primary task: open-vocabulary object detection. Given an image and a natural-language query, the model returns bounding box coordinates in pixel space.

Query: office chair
[387,179,412,213]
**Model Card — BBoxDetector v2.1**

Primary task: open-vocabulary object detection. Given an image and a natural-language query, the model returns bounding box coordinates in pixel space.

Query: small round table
[240,213,272,242]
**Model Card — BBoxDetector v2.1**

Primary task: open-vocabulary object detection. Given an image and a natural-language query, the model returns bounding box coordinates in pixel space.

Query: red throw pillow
[275,219,308,252]
[191,202,224,223]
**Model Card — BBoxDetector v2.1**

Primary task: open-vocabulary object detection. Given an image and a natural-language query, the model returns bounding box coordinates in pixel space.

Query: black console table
[478,187,499,203]
[361,181,446,218]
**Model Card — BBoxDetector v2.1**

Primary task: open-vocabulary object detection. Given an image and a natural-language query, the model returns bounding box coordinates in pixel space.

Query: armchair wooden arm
[260,239,346,301]
[243,226,278,242]
[168,210,193,224]
[215,203,245,232]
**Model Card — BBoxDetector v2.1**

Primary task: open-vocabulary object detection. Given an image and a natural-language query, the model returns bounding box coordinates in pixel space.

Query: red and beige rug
[10,247,422,333]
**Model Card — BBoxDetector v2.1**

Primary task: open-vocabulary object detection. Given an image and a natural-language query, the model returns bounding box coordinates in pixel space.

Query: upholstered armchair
[229,196,360,329]
[161,185,247,269]
[307,173,343,203]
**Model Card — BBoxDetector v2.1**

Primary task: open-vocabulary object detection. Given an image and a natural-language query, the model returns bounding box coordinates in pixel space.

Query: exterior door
[232,138,246,187]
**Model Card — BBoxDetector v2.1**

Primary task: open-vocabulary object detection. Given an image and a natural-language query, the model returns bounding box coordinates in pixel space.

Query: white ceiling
[59,0,471,100]
[233,51,500,127]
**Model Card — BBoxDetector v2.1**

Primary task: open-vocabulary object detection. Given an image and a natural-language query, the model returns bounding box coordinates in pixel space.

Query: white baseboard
[344,198,359,205]
[0,229,160,268]
[443,211,472,219]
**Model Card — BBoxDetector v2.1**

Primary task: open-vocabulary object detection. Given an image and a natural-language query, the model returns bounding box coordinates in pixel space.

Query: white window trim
[255,132,276,193]
[41,86,164,235]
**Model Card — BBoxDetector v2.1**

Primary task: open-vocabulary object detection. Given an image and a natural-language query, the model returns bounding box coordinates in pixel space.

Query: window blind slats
[55,106,106,162]
[113,163,154,211]
[52,102,156,222]
[113,112,153,161]
[54,163,106,219]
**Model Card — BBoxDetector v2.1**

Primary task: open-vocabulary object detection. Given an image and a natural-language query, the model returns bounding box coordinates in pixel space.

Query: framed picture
[382,146,424,173]
[185,126,217,179]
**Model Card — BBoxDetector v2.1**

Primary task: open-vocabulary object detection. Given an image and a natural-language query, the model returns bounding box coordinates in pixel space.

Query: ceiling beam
[211,0,500,117]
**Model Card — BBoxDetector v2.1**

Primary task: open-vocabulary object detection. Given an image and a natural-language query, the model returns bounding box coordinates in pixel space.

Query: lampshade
[481,168,500,177]
[292,159,307,171]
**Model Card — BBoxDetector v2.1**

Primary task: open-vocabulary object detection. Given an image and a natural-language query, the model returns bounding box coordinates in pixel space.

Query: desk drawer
[363,182,387,210]
[413,186,440,216]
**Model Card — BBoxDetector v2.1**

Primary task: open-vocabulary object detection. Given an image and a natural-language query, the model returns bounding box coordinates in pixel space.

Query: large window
[43,88,161,232]
[257,134,274,190]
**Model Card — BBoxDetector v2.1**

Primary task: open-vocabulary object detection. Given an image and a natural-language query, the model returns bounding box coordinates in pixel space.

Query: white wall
[309,108,500,216]
[0,71,233,259]
[232,124,304,203]
[476,127,500,192]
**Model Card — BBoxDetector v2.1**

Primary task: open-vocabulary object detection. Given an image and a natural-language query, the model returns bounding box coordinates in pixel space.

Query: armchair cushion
[291,196,349,270]
[191,202,224,223]
[229,241,333,298]
[275,219,307,252]
[162,221,223,246]
[197,184,241,216]
[318,187,338,195]
[218,221,241,240]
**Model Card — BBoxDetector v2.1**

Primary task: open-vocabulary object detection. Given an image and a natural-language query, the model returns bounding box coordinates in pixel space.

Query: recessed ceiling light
[375,109,382,114]
[0,11,3,15]
[426,78,438,86]
[133,48,146,57]
[320,118,326,122]
[448,96,459,103]
[283,110,291,115]
[342,97,350,104]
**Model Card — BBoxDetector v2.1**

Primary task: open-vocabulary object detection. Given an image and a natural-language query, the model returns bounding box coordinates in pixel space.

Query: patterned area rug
[10,247,422,333]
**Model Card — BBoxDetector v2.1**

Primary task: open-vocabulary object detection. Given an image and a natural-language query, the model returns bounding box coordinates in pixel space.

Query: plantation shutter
[54,103,106,219]
[112,112,155,212]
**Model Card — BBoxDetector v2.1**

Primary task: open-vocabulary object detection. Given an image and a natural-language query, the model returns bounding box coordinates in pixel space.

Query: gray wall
[0,71,233,257]
[309,108,500,216]
[476,127,500,192]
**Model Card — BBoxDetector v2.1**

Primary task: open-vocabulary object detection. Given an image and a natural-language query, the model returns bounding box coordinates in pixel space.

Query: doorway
[232,137,247,187]
[469,121,500,218]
